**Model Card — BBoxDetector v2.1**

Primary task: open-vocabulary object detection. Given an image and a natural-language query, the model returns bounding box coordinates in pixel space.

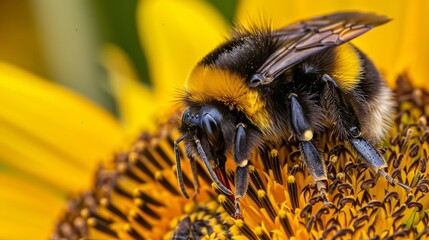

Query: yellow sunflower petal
[395,1,429,88]
[0,62,125,191]
[236,0,429,87]
[0,171,64,239]
[137,0,228,111]
[101,44,158,134]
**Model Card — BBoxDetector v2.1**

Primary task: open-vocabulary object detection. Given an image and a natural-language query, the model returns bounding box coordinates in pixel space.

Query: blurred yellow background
[0,0,236,112]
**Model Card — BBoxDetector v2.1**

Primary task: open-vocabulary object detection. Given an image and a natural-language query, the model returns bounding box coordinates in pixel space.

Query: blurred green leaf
[208,0,238,23]
[92,0,150,85]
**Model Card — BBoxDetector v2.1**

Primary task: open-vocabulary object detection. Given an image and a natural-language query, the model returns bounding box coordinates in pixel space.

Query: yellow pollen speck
[134,198,143,206]
[117,162,127,173]
[238,159,248,167]
[211,182,219,190]
[133,188,140,197]
[129,210,137,218]
[100,198,108,207]
[278,209,287,218]
[418,116,427,126]
[155,171,163,180]
[257,189,266,198]
[270,149,279,157]
[80,209,89,218]
[303,130,313,141]
[129,152,138,162]
[87,218,96,226]
[329,155,338,163]
[234,219,244,227]
[218,194,227,203]
[124,224,131,231]
[287,175,296,183]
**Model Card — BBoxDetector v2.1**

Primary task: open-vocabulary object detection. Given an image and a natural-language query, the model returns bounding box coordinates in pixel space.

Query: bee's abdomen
[354,50,395,142]
[258,45,394,143]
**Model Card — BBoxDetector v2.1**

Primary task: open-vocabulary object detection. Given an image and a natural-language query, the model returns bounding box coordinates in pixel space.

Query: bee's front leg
[233,123,251,219]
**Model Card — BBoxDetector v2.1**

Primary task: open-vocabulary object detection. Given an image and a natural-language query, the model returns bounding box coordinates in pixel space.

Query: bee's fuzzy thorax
[199,26,280,80]
[184,66,272,131]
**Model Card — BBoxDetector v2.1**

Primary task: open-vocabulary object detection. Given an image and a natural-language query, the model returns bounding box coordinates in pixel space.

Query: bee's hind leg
[349,137,411,191]
[290,94,328,202]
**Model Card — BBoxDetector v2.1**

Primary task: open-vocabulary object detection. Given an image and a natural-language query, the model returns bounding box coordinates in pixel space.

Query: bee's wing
[251,12,390,86]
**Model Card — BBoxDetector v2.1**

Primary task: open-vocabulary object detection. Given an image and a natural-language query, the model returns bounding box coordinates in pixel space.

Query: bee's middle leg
[290,94,328,200]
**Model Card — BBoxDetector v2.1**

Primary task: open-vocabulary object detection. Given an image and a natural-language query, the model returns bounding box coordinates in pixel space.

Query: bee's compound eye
[202,113,224,152]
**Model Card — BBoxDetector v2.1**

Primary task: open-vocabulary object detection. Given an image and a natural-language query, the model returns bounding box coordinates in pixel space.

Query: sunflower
[1,0,429,239]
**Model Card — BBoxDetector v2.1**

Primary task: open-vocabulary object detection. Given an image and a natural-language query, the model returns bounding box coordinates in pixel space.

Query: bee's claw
[316,180,329,203]
[233,200,244,219]
[397,181,412,192]
[378,169,411,192]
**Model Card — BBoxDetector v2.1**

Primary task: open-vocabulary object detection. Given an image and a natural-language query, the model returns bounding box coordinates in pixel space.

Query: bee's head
[180,105,237,158]
[175,104,239,197]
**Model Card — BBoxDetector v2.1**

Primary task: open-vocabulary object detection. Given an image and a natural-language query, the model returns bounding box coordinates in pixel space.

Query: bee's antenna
[193,135,233,195]
[175,135,189,198]
[189,155,200,198]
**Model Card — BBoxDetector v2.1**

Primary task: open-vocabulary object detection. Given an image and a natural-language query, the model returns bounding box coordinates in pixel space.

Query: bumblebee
[174,12,410,217]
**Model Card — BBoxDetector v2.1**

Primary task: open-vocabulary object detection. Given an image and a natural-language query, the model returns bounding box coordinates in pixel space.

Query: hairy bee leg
[233,123,251,219]
[193,135,233,195]
[189,156,200,198]
[300,141,328,200]
[350,137,411,191]
[290,94,328,200]
[289,94,313,141]
[174,135,189,199]
[233,166,248,219]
